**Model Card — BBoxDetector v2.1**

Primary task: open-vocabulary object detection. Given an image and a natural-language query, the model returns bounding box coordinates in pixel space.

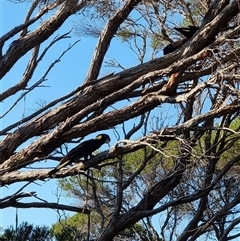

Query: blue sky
[0,0,106,229]
[0,0,154,230]
[0,2,217,241]
[1,2,238,239]
[0,0,180,233]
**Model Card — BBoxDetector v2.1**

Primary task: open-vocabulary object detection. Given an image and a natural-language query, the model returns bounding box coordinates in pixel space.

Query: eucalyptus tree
[1,0,240,240]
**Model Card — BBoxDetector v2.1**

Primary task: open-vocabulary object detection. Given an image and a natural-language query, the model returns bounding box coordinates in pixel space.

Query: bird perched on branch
[163,26,199,55]
[162,25,216,96]
[163,25,215,55]
[48,134,111,175]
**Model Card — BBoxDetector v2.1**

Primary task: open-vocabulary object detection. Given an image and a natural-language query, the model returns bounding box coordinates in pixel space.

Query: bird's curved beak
[106,138,111,147]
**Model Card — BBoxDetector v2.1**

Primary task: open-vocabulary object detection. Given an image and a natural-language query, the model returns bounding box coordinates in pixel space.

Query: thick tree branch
[0,0,84,79]
[85,0,142,82]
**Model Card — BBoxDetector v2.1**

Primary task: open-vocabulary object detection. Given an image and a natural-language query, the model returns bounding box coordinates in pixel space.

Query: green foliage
[150,33,165,51]
[52,214,152,241]
[217,118,240,169]
[191,118,240,169]
[52,214,88,241]
[0,222,52,241]
[117,27,135,41]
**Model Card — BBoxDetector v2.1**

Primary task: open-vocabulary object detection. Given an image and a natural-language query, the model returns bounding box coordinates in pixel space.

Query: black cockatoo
[163,25,215,55]
[163,26,199,55]
[48,134,110,175]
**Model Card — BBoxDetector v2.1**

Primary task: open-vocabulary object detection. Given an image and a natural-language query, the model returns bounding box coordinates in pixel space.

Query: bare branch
[85,0,142,82]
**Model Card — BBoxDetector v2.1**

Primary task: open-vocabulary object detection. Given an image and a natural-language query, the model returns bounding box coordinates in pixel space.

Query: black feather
[163,25,215,55]
[48,134,110,175]
[174,26,199,39]
[163,26,198,55]
[163,39,187,55]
